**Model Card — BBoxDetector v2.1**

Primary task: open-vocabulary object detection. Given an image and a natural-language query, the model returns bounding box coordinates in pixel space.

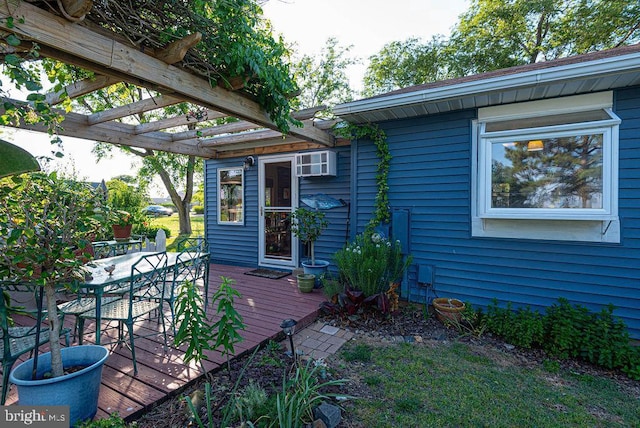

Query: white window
[218,167,244,225]
[472,92,620,242]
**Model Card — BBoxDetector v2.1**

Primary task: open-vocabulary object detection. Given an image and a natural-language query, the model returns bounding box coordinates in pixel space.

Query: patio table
[79,251,203,344]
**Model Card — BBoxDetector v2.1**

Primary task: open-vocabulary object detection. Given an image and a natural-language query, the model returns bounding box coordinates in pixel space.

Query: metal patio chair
[57,290,119,342]
[175,237,210,307]
[143,249,209,335]
[78,252,169,374]
[176,236,209,253]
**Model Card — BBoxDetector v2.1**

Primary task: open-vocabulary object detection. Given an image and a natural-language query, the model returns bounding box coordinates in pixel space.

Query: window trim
[472,92,621,243]
[478,124,616,221]
[217,166,245,226]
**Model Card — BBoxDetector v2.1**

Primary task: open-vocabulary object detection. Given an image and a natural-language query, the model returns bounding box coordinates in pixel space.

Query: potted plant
[0,172,109,426]
[290,207,330,282]
[111,209,133,240]
[296,273,315,293]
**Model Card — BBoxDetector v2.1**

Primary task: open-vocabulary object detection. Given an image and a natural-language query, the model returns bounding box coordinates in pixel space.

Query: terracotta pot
[112,224,132,240]
[432,298,465,324]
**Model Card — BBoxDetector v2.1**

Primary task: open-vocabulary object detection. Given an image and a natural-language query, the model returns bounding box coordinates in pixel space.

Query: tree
[1,0,300,236]
[290,37,357,113]
[363,0,640,95]
[0,172,105,378]
[447,0,640,76]
[74,81,202,235]
[362,36,449,97]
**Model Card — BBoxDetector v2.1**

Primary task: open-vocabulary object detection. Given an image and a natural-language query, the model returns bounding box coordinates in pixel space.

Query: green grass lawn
[149,214,204,249]
[337,340,639,427]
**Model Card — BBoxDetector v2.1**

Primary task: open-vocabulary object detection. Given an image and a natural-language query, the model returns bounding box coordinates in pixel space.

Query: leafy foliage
[274,359,349,428]
[334,232,412,297]
[363,0,640,95]
[484,300,545,348]
[482,298,640,379]
[211,276,246,372]
[289,208,328,265]
[325,231,412,315]
[291,37,357,112]
[363,36,450,97]
[335,123,390,227]
[0,172,106,377]
[174,279,216,375]
[0,24,65,147]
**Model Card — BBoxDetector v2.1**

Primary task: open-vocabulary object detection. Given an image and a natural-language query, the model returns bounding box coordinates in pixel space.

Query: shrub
[134,224,171,239]
[484,301,544,348]
[334,231,411,297]
[483,297,640,380]
[193,205,204,214]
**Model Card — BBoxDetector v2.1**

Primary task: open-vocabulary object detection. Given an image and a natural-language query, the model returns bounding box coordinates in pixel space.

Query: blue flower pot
[301,259,330,288]
[10,345,109,427]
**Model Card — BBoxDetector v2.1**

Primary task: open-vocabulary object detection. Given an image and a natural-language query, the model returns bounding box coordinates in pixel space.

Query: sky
[5,0,469,194]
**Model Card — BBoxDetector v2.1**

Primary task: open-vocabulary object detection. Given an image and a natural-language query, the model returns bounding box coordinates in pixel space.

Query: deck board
[3,263,325,422]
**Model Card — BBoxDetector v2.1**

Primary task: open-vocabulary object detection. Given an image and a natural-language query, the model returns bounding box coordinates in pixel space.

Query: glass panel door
[259,156,297,267]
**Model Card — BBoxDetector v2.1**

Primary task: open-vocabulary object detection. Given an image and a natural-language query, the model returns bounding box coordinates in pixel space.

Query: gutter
[333,51,640,117]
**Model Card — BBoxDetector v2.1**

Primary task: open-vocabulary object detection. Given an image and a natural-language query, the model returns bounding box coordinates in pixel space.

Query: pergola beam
[0,106,217,158]
[134,109,227,134]
[0,0,335,147]
[87,94,184,124]
[45,75,120,105]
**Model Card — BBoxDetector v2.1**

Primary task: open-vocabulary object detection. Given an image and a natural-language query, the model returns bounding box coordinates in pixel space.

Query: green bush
[193,205,204,214]
[334,232,412,297]
[485,301,544,349]
[483,298,640,380]
[134,224,171,239]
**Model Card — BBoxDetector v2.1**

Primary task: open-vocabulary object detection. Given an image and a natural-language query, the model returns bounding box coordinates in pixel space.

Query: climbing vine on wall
[336,123,391,228]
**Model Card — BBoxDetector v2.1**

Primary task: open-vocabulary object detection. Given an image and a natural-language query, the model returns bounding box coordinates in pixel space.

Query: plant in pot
[0,172,109,425]
[289,207,330,287]
[111,209,133,240]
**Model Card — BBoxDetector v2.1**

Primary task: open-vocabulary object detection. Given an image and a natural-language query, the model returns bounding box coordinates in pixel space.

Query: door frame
[258,154,299,268]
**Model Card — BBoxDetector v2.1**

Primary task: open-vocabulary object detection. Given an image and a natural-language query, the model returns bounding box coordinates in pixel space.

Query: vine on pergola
[84,0,301,132]
[1,0,301,134]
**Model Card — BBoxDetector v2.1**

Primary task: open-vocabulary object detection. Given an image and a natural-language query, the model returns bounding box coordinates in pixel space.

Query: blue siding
[298,147,352,265]
[353,88,640,338]
[204,146,351,268]
[205,159,258,266]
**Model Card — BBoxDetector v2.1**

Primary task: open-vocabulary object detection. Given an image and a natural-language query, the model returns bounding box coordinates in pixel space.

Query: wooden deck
[4,264,326,422]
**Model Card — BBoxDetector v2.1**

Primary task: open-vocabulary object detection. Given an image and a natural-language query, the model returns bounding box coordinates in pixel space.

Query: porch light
[527,140,544,152]
[280,318,297,357]
[243,155,255,170]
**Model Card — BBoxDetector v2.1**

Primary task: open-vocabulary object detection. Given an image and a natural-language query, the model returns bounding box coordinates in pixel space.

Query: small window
[473,92,620,242]
[218,167,244,225]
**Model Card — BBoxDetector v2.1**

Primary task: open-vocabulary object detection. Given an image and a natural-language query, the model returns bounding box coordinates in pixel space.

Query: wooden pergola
[0,0,346,160]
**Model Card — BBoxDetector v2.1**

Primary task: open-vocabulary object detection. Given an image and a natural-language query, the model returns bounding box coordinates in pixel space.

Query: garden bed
[133,302,640,427]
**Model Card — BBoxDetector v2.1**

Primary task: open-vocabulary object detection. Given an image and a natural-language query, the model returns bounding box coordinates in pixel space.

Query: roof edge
[334,48,640,118]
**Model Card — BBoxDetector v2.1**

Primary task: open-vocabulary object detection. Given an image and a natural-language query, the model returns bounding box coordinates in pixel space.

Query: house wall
[352,87,640,338]
[204,158,258,267]
[204,146,351,268]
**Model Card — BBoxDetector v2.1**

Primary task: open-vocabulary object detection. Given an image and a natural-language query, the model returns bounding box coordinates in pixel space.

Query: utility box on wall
[392,208,411,298]
[392,208,410,254]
